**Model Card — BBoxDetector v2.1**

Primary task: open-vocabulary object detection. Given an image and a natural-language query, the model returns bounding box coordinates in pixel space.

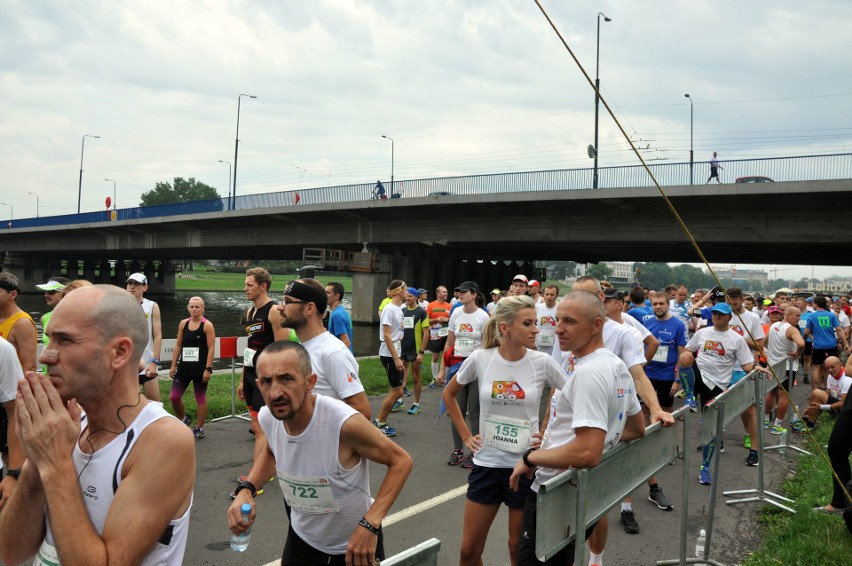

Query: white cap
[36,280,66,292]
[512,274,528,284]
[126,272,148,285]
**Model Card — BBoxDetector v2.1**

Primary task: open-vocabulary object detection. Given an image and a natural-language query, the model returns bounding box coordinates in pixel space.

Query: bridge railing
[5,153,852,229]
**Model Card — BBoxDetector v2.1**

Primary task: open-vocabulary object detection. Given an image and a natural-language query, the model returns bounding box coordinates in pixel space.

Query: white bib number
[34,540,59,566]
[392,339,402,353]
[403,316,414,329]
[455,337,474,357]
[438,326,449,338]
[483,414,531,454]
[279,473,339,514]
[182,347,200,362]
[243,347,256,368]
[651,345,670,364]
[536,332,555,347]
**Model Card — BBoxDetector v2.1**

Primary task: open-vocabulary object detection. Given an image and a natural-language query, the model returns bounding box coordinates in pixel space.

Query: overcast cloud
[1,0,850,279]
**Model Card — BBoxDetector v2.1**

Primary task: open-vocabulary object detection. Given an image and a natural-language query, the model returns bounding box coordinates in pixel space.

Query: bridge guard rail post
[723,363,796,513]
[212,336,251,423]
[535,407,691,564]
[380,537,441,566]
[764,359,811,456]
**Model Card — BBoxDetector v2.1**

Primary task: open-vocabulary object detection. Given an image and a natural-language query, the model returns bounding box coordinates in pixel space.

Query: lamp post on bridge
[0,202,12,228]
[684,93,694,185]
[232,94,257,211]
[78,134,100,213]
[27,192,39,217]
[381,135,394,196]
[218,160,232,205]
[593,11,611,189]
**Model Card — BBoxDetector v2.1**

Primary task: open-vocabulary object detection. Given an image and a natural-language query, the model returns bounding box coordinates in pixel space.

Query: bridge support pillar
[351,254,393,324]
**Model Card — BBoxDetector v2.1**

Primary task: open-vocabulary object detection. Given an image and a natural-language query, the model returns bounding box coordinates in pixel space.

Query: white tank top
[35,403,191,566]
[259,395,371,555]
[766,321,799,371]
[140,298,156,364]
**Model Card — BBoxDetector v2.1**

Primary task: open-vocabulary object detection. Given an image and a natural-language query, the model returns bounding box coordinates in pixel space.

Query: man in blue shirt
[326,281,353,353]
[627,286,654,323]
[805,295,850,389]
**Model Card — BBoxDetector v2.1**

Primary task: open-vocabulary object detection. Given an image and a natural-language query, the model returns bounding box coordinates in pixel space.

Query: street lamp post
[684,93,694,185]
[381,135,394,196]
[232,94,257,211]
[218,160,232,204]
[105,178,116,210]
[593,12,611,189]
[78,134,100,214]
[0,202,12,227]
[27,192,39,217]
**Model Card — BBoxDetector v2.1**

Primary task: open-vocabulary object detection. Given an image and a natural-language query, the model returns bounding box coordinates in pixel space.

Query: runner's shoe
[391,399,405,413]
[193,427,205,439]
[407,404,421,415]
[675,390,686,399]
[461,454,474,469]
[743,434,751,449]
[745,450,759,467]
[182,415,191,426]
[648,485,673,511]
[791,420,807,433]
[447,449,464,466]
[403,387,411,397]
[374,420,397,437]
[763,419,770,430]
[685,395,698,412]
[771,425,787,436]
[699,467,712,485]
[620,510,640,534]
[428,380,437,389]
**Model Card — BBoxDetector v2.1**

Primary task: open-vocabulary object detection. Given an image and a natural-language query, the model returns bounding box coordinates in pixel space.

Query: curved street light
[593,12,611,189]
[78,134,100,213]
[232,94,257,211]
[27,192,39,217]
[684,94,694,185]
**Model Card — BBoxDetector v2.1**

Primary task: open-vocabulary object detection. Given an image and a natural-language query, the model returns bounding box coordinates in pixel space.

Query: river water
[18,291,381,358]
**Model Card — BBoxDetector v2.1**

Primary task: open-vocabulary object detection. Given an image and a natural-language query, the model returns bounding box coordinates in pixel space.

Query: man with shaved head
[0,285,195,566]
[512,291,645,565]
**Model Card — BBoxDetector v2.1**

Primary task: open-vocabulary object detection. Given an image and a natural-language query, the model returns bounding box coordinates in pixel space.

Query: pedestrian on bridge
[706,151,723,183]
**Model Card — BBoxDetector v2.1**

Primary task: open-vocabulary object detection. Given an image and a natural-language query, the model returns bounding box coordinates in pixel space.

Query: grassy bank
[175,268,352,293]
[742,415,852,564]
[158,357,433,420]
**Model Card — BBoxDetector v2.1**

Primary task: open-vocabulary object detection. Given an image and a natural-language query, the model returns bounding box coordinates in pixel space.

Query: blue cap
[711,303,733,315]
[407,287,419,297]
[806,297,814,303]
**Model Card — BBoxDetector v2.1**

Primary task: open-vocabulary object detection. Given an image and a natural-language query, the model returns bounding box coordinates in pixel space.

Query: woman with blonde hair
[442,294,566,566]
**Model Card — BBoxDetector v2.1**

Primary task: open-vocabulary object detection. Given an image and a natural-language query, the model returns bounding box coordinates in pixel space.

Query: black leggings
[828,403,852,509]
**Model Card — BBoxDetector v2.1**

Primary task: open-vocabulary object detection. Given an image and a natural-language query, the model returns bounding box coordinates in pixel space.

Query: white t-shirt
[686,327,753,390]
[419,299,429,311]
[729,308,765,345]
[670,299,693,332]
[455,348,567,468]
[766,321,800,371]
[836,310,851,329]
[378,302,404,357]
[448,308,490,358]
[535,303,558,350]
[827,373,852,400]
[533,348,641,492]
[602,318,646,369]
[0,337,24,403]
[622,313,652,341]
[302,332,364,401]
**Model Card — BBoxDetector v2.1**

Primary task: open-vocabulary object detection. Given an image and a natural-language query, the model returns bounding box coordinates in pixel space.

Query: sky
[1,0,851,280]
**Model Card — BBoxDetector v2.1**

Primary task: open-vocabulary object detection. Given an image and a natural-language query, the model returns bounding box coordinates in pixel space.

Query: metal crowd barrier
[160,336,251,422]
[536,406,692,565]
[763,359,811,457]
[381,538,441,566]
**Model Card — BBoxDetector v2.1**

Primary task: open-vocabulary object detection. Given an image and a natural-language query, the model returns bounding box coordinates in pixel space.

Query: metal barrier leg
[212,358,251,422]
[724,375,796,513]
[573,471,588,566]
[764,360,810,456]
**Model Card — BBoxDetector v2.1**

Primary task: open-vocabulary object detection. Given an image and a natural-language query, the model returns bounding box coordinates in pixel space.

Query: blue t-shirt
[627,304,654,323]
[806,310,840,349]
[799,311,813,343]
[328,304,353,353]
[643,316,687,381]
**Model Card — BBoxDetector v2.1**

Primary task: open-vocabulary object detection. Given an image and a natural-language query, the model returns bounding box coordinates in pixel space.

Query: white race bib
[182,347,200,362]
[536,332,555,347]
[243,347,256,368]
[652,345,670,364]
[403,316,414,329]
[455,337,474,357]
[34,540,59,566]
[279,473,339,514]
[438,326,449,338]
[392,339,401,353]
[483,414,531,454]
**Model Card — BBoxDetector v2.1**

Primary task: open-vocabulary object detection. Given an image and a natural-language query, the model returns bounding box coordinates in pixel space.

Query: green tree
[140,177,221,207]
[587,263,613,281]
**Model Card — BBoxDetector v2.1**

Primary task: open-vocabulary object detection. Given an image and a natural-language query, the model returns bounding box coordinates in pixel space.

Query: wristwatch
[5,468,21,480]
[233,480,257,498]
[205,367,213,372]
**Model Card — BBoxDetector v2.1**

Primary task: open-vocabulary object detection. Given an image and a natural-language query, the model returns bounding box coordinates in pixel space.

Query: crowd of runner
[0,269,850,565]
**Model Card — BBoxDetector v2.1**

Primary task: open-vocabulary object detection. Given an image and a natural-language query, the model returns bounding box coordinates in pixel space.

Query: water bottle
[230,503,252,552]
[779,429,788,454]
[695,528,706,560]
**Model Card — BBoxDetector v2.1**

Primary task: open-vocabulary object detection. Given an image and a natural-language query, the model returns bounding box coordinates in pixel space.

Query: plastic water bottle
[695,528,706,560]
[230,503,252,552]
[779,429,788,454]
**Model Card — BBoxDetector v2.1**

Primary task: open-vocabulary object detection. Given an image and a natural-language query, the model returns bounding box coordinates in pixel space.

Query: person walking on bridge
[706,151,723,183]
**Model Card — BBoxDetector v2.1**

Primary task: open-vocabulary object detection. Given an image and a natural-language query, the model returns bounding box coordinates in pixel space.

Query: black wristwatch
[233,480,257,498]
[5,468,21,480]
[358,516,381,535]
[522,448,537,468]
[205,367,213,372]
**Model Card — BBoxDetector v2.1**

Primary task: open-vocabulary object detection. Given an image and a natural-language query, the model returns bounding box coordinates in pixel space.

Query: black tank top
[242,301,278,357]
[177,319,208,376]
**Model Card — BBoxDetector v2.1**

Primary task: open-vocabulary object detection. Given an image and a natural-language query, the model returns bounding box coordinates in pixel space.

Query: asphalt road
[181,375,818,566]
